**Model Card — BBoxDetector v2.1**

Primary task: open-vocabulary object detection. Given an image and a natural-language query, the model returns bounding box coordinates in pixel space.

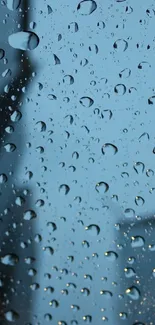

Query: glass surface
[0,0,155,324]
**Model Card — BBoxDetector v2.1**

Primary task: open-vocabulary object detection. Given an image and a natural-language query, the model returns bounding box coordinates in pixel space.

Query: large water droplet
[95,182,109,194]
[114,84,126,95]
[100,290,113,298]
[101,143,118,156]
[135,196,145,206]
[125,286,140,300]
[79,96,94,107]
[77,0,97,15]
[131,236,145,248]
[113,39,128,51]
[23,210,36,220]
[104,251,118,261]
[124,267,136,278]
[4,310,19,322]
[8,31,39,51]
[124,208,135,218]
[1,254,19,266]
[6,0,21,10]
[59,184,70,195]
[85,224,100,236]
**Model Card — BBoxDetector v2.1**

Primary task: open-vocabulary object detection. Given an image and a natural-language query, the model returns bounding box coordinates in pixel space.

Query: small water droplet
[124,208,135,218]
[135,196,145,206]
[23,210,36,220]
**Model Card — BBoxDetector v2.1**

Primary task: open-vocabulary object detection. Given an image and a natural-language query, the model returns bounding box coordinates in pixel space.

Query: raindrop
[0,49,5,59]
[23,210,36,220]
[113,39,128,51]
[1,254,19,266]
[8,31,39,50]
[6,0,21,10]
[135,196,145,206]
[79,96,94,107]
[131,236,145,248]
[114,84,126,95]
[77,0,97,15]
[63,75,74,85]
[85,224,100,236]
[35,121,46,132]
[95,182,109,194]
[119,313,127,320]
[101,143,118,156]
[124,267,136,278]
[0,174,7,184]
[124,208,135,218]
[97,21,105,29]
[15,196,25,206]
[68,22,79,33]
[59,184,70,195]
[104,251,118,261]
[125,286,140,300]
[4,310,19,322]
[133,162,145,174]
[43,246,54,256]
[4,143,16,152]
[119,68,131,78]
[146,169,154,177]
[11,110,22,122]
[47,5,53,14]
[100,290,113,298]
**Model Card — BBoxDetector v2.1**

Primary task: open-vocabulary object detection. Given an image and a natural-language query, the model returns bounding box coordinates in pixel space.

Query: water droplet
[113,39,128,51]
[95,182,109,194]
[0,174,7,184]
[124,267,136,278]
[11,110,22,122]
[4,310,19,322]
[4,143,16,152]
[119,312,127,320]
[6,0,21,10]
[15,196,25,206]
[43,246,54,256]
[135,196,145,206]
[100,290,113,298]
[63,75,74,85]
[124,208,135,218]
[101,143,118,156]
[35,121,46,132]
[23,210,36,220]
[1,254,19,266]
[125,286,140,300]
[68,22,79,33]
[77,0,97,15]
[131,236,145,248]
[81,288,90,296]
[59,184,70,195]
[119,68,131,78]
[0,49,5,59]
[85,224,100,236]
[8,31,39,51]
[134,162,145,174]
[104,251,118,261]
[114,84,126,95]
[79,97,94,107]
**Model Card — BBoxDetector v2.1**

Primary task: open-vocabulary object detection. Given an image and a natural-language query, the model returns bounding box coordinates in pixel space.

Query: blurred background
[1,0,155,324]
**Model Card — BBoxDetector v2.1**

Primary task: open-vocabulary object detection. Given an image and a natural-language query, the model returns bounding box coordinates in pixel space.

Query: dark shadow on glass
[0,1,36,324]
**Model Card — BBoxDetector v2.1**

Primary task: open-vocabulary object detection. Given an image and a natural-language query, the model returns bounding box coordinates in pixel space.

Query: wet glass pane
[0,0,155,324]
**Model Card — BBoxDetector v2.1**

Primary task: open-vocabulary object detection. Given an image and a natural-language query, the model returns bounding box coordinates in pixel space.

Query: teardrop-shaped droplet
[6,0,21,10]
[8,31,39,50]
[23,210,36,220]
[124,267,136,278]
[134,162,145,174]
[95,182,109,194]
[85,224,100,236]
[77,0,97,15]
[100,290,113,298]
[135,196,145,206]
[101,143,118,156]
[125,286,140,300]
[131,236,145,248]
[59,184,70,195]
